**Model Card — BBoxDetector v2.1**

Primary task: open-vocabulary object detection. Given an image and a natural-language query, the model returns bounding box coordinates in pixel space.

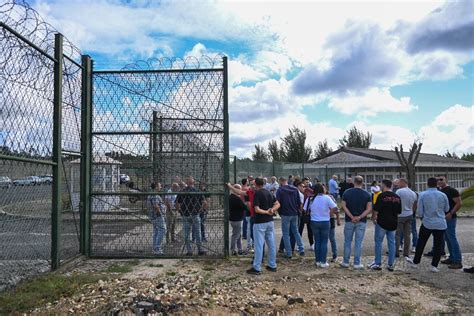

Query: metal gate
[86,58,229,258]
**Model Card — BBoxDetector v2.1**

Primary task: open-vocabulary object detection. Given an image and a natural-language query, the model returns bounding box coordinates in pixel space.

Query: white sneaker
[399,245,403,251]
[353,264,364,270]
[430,265,440,273]
[411,247,416,253]
[309,244,315,252]
[320,262,330,269]
[369,262,382,271]
[339,262,349,268]
[405,256,414,264]
[315,262,321,267]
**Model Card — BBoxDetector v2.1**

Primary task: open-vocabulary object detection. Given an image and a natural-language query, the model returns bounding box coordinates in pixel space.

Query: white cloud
[328,88,417,117]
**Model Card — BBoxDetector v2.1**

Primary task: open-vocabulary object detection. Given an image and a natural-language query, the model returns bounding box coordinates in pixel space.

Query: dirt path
[31,254,473,315]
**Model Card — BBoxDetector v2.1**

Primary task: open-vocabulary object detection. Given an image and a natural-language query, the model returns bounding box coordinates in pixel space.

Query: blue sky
[30,0,474,157]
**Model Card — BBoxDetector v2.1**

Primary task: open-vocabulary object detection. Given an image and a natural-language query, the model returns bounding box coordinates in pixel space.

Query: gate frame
[82,57,230,258]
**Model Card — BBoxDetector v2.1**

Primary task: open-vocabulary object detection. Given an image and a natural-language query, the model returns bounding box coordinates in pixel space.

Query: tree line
[251,126,474,164]
[251,126,372,162]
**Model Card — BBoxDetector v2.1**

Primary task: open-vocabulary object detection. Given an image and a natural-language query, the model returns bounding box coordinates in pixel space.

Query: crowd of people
[227,174,473,275]
[146,176,210,256]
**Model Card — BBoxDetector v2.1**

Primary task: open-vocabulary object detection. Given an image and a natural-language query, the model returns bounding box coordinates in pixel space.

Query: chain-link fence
[230,157,336,184]
[89,58,228,258]
[0,1,82,290]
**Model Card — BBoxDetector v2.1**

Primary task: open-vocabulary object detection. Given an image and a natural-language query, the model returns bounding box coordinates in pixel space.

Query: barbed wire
[122,54,226,71]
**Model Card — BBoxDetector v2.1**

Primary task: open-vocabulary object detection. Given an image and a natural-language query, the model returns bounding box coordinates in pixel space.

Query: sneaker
[441,258,453,265]
[353,264,364,270]
[405,256,414,264]
[238,250,245,255]
[330,257,337,263]
[315,262,321,268]
[246,267,261,275]
[153,250,164,255]
[320,262,330,269]
[299,252,305,257]
[339,262,349,268]
[265,265,277,272]
[463,267,474,273]
[309,244,315,252]
[430,265,440,273]
[232,251,238,256]
[399,245,403,251]
[387,265,395,272]
[369,262,382,271]
[411,247,416,253]
[198,251,207,256]
[448,263,463,269]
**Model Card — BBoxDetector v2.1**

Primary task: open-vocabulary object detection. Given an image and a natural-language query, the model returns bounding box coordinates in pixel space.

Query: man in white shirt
[395,179,418,261]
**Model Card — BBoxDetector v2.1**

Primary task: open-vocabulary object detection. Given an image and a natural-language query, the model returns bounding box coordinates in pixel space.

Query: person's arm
[358,201,373,222]
[153,198,161,215]
[272,200,281,215]
[336,210,341,225]
[417,195,424,219]
[447,196,462,220]
[226,183,248,196]
[341,200,355,221]
[412,200,417,215]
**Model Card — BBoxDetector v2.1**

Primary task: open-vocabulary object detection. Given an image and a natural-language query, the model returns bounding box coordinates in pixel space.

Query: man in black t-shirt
[370,179,401,271]
[247,177,280,275]
[176,177,207,256]
[437,175,463,269]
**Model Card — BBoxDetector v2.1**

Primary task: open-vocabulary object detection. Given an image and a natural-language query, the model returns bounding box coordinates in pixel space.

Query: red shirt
[246,189,256,217]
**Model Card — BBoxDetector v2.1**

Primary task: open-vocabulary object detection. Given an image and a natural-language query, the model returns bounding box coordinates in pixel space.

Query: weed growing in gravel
[0,274,103,314]
[105,260,140,273]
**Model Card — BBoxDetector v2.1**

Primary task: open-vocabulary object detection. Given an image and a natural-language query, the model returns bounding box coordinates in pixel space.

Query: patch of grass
[0,273,103,314]
[166,271,177,276]
[460,196,474,214]
[105,259,139,273]
[338,288,347,293]
[401,313,411,316]
[203,266,215,271]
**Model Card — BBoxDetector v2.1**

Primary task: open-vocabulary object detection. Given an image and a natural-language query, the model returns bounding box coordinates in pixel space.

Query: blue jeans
[445,218,462,263]
[331,193,338,201]
[253,221,277,271]
[183,215,202,253]
[200,212,207,241]
[246,216,253,249]
[149,214,166,252]
[374,224,396,266]
[343,221,367,265]
[311,221,330,263]
[281,215,304,256]
[329,223,337,259]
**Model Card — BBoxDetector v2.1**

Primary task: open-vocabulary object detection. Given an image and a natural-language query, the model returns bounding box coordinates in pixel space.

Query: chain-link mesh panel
[1,0,82,289]
[90,60,226,258]
[0,161,53,291]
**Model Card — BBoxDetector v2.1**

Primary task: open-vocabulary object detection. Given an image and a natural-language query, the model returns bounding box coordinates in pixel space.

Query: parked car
[38,175,53,184]
[13,176,40,186]
[0,176,12,188]
[120,174,130,184]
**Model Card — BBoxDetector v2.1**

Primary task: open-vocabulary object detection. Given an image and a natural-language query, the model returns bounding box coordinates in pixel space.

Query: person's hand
[372,216,377,224]
[337,219,341,226]
[445,212,453,220]
[352,216,360,223]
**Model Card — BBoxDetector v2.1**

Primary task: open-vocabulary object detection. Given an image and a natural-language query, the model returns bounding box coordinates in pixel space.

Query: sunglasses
[437,178,445,182]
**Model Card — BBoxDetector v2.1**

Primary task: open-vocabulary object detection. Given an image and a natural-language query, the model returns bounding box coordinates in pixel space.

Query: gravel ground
[30,252,474,315]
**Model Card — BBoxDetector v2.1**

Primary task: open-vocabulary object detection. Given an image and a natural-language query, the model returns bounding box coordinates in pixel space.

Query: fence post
[223,56,230,257]
[302,162,305,178]
[51,33,63,270]
[80,55,92,257]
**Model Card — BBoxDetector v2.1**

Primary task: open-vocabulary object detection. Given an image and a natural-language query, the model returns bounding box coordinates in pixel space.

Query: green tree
[314,139,333,160]
[267,140,282,161]
[339,126,372,148]
[444,150,460,159]
[279,126,313,162]
[252,144,269,162]
[461,152,474,162]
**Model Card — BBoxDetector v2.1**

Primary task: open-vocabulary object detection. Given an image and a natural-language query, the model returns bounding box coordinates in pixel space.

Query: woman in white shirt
[305,183,338,268]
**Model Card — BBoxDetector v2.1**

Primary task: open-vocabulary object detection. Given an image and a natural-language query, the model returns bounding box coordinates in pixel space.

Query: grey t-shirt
[396,187,417,217]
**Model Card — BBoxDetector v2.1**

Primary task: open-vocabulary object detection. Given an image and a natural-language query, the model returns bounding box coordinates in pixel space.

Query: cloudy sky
[32,0,474,157]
